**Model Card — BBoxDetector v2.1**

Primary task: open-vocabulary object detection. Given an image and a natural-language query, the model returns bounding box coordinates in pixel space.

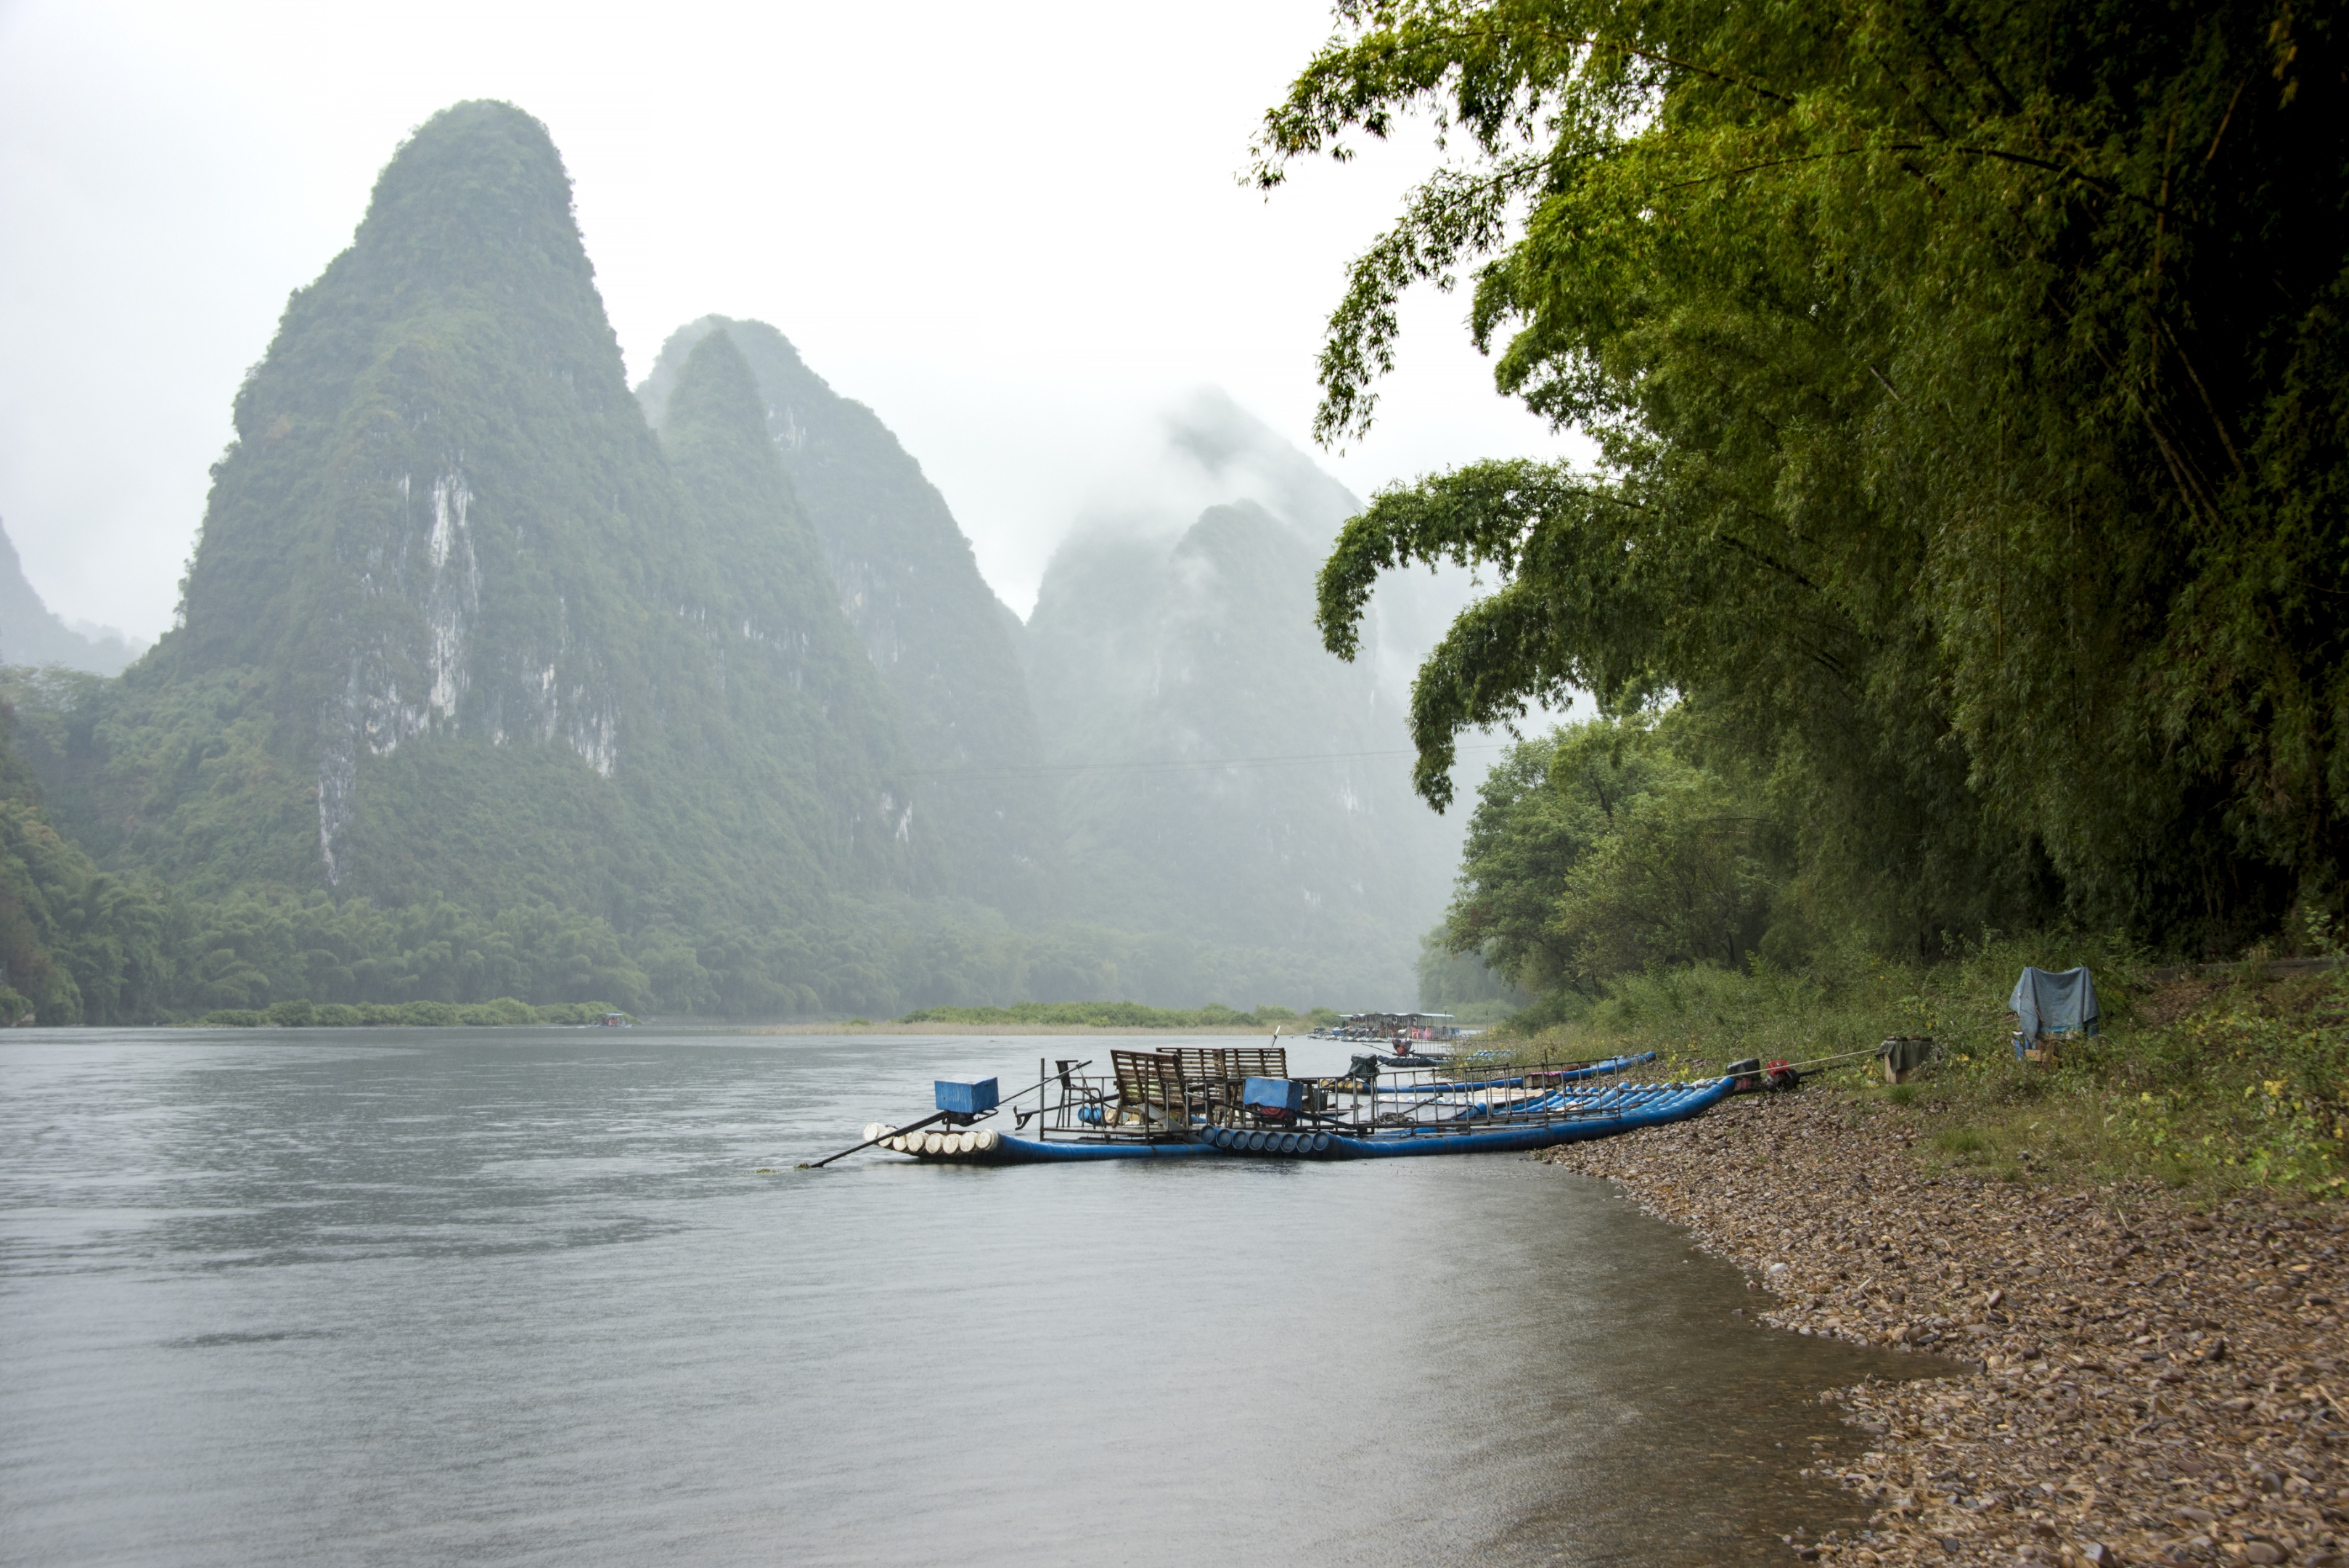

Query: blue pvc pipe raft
[888,1077,1732,1165]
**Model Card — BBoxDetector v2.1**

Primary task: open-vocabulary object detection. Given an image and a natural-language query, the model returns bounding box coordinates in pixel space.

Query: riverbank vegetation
[893,1001,1337,1030]
[0,682,1385,1024]
[1494,935,2349,1199]
[192,1000,632,1029]
[1261,1,2348,1197]
[1279,0,2345,960]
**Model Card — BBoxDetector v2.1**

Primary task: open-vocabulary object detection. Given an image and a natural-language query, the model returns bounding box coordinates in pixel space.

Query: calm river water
[1,1029,1932,1566]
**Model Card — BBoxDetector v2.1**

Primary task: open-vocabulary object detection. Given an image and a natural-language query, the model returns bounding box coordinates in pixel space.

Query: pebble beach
[1545,1088,2349,1566]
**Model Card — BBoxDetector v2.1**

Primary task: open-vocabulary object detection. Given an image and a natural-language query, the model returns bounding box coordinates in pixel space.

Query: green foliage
[1270,0,2349,954]
[1500,922,2349,1194]
[1413,926,1529,1023]
[0,108,1455,1022]
[1442,716,1786,994]
[638,317,1065,919]
[198,997,630,1027]
[2100,978,2349,1193]
[0,677,1423,1020]
[26,104,924,970]
[894,1000,1307,1029]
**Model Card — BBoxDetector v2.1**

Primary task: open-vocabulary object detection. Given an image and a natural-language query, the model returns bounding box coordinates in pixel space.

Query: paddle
[796,1060,1096,1168]
[796,1110,952,1169]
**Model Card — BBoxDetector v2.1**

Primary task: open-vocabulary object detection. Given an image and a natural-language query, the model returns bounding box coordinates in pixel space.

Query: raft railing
[1018,1046,1671,1145]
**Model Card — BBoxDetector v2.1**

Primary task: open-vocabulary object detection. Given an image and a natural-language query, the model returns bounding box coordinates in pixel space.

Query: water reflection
[0,1029,1942,1566]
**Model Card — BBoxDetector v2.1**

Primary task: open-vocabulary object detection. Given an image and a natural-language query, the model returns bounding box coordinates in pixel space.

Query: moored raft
[1197,1076,1731,1159]
[822,1048,1729,1167]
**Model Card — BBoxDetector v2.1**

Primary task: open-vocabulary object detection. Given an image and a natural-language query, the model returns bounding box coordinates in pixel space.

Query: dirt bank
[1545,1088,2349,1566]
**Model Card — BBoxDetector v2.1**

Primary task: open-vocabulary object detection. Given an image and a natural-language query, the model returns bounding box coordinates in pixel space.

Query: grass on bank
[893,1000,1340,1030]
[1494,933,2349,1201]
[191,999,634,1028]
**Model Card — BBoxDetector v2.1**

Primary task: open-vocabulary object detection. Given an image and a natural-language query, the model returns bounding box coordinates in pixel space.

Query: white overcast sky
[0,0,1577,639]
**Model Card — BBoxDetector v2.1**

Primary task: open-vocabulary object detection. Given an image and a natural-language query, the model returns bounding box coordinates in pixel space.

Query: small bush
[454,998,536,1026]
[312,1004,359,1026]
[202,1009,265,1028]
[265,1000,315,1028]
[399,1000,459,1027]
[1934,1127,1988,1155]
[1986,1069,2050,1104]
[1884,1083,1918,1106]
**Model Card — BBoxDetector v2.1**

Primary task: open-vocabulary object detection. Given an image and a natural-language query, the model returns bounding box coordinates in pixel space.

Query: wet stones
[1541,1092,2348,1567]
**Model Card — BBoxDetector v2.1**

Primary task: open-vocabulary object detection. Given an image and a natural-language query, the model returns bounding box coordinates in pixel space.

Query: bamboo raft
[822,1045,1729,1167]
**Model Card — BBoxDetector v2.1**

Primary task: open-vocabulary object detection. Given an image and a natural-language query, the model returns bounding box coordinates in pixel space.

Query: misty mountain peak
[352,101,591,297]
[662,330,774,454]
[1159,387,1363,541]
[0,520,143,676]
[52,105,919,927]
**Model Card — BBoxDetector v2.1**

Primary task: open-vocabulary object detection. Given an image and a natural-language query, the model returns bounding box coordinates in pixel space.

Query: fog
[0,0,1586,640]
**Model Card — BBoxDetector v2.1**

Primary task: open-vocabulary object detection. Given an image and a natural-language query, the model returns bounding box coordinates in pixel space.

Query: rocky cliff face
[38,102,918,926]
[637,318,1062,917]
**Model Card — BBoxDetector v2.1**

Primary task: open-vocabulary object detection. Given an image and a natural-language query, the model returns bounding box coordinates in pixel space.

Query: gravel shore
[1544,1087,2349,1566]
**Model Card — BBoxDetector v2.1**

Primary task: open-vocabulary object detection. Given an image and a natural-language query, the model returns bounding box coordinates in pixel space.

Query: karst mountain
[1,99,1472,1018]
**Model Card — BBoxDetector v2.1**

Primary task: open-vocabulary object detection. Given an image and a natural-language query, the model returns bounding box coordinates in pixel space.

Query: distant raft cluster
[863,1123,1002,1159]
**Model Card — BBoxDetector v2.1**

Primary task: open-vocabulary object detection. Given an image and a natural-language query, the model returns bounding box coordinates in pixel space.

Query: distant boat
[833,1045,1726,1167]
[1307,1010,1464,1049]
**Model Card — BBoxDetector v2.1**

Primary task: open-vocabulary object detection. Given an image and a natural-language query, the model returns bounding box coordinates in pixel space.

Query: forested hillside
[637,317,1062,917]
[0,99,1474,1020]
[2,102,955,1016]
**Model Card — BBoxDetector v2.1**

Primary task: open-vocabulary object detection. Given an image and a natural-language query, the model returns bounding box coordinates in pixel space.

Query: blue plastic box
[1242,1077,1303,1115]
[935,1078,1000,1115]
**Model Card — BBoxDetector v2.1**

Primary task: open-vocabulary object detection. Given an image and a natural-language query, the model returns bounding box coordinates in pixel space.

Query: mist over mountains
[637,317,1061,920]
[0,523,144,676]
[0,100,1473,1022]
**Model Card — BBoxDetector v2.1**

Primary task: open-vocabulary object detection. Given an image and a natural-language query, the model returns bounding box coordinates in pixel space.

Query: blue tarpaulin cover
[2009,967,2099,1040]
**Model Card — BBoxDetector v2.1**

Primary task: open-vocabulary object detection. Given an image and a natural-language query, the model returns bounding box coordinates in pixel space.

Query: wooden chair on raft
[1109,1050,1190,1132]
[1171,1045,1288,1126]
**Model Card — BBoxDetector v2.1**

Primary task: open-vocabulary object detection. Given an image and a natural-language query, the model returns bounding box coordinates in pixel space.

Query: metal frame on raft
[810,1045,1733,1167]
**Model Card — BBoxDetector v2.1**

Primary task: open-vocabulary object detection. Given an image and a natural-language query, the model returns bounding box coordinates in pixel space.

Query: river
[0,1028,1934,1566]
